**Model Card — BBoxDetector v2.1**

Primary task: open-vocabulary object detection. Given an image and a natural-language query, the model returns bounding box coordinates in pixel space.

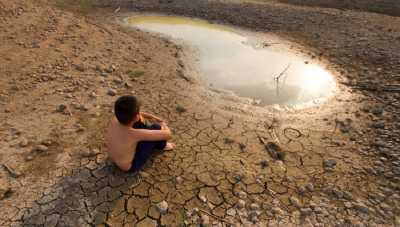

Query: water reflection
[126,15,336,107]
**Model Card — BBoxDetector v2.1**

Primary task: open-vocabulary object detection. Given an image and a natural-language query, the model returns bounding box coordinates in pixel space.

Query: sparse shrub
[127,69,145,77]
[53,0,93,14]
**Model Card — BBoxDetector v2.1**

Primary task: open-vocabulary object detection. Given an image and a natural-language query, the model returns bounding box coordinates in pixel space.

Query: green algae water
[126,15,336,107]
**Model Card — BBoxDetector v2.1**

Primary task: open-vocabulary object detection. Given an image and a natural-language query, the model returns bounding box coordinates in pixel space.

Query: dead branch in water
[274,63,291,96]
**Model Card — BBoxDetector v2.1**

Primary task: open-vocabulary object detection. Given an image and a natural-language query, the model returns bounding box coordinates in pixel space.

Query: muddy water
[126,15,336,107]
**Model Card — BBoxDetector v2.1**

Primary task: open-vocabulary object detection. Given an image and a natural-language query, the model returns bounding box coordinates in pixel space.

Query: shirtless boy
[106,95,175,172]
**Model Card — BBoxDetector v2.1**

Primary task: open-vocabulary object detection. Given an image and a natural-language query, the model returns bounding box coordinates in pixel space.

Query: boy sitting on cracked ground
[107,95,175,172]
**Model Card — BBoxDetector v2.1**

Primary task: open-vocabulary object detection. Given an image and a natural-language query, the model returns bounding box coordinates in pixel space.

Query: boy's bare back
[106,117,139,171]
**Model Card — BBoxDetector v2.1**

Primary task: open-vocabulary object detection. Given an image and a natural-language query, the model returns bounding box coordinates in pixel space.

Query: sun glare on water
[300,65,335,93]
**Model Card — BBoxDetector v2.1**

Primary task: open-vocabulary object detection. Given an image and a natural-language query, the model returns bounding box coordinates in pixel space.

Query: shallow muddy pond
[126,15,336,107]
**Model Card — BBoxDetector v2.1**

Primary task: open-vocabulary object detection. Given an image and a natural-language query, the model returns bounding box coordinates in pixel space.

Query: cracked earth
[1,0,400,226]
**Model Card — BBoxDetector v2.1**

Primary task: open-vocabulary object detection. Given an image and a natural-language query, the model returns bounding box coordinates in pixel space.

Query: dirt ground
[0,0,399,226]
[273,0,400,17]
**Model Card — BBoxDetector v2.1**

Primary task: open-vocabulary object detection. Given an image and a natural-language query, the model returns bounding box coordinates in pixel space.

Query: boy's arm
[141,112,163,122]
[132,126,171,142]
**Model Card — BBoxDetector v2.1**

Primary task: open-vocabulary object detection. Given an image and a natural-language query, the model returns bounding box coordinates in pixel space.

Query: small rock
[239,142,246,151]
[371,107,384,116]
[92,148,100,154]
[111,65,117,71]
[237,191,247,199]
[298,186,306,195]
[305,183,314,192]
[224,138,235,144]
[394,216,400,226]
[9,128,20,136]
[249,213,259,223]
[2,164,22,178]
[233,174,242,182]
[107,89,117,96]
[353,202,369,214]
[41,139,53,146]
[95,65,103,72]
[289,196,302,208]
[73,64,85,72]
[45,214,60,227]
[56,104,68,113]
[176,176,183,184]
[369,122,385,129]
[78,104,89,111]
[236,199,246,209]
[64,93,73,99]
[0,177,11,200]
[336,118,352,133]
[191,208,199,216]
[19,138,29,147]
[33,145,48,153]
[156,200,168,214]
[79,149,97,157]
[343,191,353,200]
[75,124,85,132]
[323,159,337,172]
[104,66,114,73]
[199,195,207,203]
[250,203,260,210]
[200,214,210,227]
[259,160,268,169]
[344,202,352,209]
[113,78,123,84]
[91,112,101,117]
[25,155,34,161]
[226,208,236,216]
[313,207,323,214]
[332,188,344,199]
[300,208,313,216]
[271,206,284,215]
[176,105,187,113]
[89,92,97,98]
[124,82,132,88]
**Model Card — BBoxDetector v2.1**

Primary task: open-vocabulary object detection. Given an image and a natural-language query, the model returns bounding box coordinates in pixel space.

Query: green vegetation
[127,69,146,78]
[53,0,93,14]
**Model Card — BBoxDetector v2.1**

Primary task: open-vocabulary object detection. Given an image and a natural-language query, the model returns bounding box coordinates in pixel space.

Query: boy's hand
[142,112,164,123]
[160,121,169,130]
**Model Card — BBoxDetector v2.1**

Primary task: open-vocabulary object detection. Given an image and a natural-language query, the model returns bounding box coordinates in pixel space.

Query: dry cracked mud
[1,0,400,226]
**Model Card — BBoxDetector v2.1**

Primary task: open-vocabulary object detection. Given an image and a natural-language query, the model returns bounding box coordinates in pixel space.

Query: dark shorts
[128,121,166,173]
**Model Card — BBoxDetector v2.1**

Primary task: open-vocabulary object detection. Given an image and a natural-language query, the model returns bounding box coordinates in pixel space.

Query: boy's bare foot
[164,142,175,151]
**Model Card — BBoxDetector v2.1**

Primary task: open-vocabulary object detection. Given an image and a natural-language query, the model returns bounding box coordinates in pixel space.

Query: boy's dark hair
[114,95,140,125]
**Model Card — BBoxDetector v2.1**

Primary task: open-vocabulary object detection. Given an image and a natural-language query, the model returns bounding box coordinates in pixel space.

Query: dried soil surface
[1,0,400,226]
[275,0,400,17]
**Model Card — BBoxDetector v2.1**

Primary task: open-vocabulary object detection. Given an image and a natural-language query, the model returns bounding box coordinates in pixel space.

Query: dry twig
[274,63,291,96]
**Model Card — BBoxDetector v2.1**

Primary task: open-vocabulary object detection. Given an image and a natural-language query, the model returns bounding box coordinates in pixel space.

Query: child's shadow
[21,161,144,226]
